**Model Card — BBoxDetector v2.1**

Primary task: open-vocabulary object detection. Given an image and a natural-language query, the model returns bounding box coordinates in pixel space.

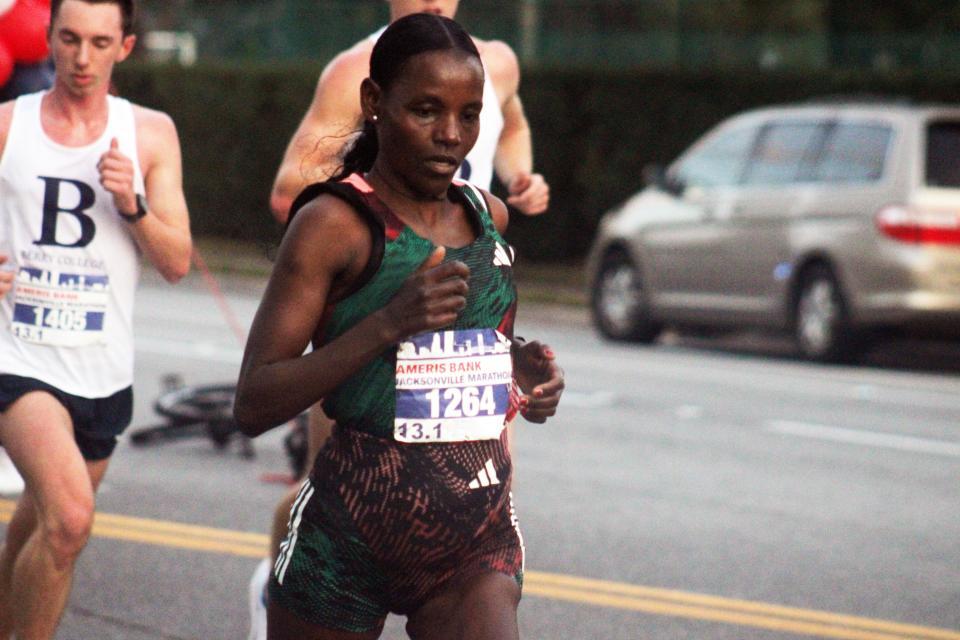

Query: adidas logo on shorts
[469,459,500,489]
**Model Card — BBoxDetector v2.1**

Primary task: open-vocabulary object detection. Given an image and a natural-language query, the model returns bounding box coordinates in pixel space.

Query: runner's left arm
[98,108,192,283]
[486,41,549,216]
[512,338,564,423]
[482,189,563,422]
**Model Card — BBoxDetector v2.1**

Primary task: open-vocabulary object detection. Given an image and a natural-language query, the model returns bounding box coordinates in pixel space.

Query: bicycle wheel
[153,384,236,425]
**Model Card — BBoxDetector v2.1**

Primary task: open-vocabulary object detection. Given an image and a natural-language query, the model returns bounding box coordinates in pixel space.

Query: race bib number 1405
[11,267,109,347]
[395,328,512,443]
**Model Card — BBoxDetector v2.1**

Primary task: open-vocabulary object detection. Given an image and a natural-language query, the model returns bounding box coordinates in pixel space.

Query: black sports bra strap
[287,181,387,303]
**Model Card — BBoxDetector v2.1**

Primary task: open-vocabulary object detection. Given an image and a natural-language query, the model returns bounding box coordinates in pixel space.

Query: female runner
[235,13,564,640]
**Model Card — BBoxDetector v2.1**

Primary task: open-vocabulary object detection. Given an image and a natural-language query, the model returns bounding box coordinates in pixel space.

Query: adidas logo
[468,459,500,489]
[493,242,514,267]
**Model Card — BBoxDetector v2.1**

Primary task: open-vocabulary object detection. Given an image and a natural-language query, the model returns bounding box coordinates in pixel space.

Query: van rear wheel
[591,250,661,342]
[794,265,860,363]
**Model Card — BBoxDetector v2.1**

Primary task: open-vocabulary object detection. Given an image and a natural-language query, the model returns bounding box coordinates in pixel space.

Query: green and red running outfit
[269,174,525,633]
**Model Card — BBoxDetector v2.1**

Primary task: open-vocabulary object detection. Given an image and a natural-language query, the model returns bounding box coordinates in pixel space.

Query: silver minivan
[587,101,960,361]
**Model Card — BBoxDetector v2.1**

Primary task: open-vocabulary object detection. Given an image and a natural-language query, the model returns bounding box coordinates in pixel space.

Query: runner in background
[249,3,551,637]
[0,1,191,637]
[270,0,549,220]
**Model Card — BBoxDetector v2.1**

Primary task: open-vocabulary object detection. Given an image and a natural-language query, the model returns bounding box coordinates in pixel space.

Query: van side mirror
[642,163,684,196]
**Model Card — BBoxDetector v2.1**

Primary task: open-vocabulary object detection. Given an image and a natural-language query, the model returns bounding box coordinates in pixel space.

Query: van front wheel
[794,265,860,363]
[591,250,661,343]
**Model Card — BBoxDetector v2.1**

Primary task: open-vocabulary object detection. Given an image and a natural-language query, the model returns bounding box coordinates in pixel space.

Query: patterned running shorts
[268,426,525,633]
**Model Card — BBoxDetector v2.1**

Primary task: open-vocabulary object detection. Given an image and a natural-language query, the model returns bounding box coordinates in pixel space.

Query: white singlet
[369,27,505,190]
[0,91,145,398]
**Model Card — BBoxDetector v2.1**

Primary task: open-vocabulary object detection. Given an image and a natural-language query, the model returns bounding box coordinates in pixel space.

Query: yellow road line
[525,581,960,640]
[94,511,269,545]
[526,573,960,640]
[92,523,268,558]
[525,583,908,640]
[0,499,269,556]
[0,500,268,544]
[2,499,958,640]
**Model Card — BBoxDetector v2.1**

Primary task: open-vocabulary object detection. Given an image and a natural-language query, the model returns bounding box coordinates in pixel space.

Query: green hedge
[114,62,321,251]
[113,63,960,261]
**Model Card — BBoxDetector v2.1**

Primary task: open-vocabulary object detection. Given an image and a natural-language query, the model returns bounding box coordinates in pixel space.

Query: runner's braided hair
[329,13,481,182]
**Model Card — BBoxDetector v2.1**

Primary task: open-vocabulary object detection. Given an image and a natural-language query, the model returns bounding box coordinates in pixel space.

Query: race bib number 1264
[394,328,512,443]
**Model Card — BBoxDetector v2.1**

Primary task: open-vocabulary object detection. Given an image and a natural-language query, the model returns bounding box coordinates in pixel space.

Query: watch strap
[120,194,149,223]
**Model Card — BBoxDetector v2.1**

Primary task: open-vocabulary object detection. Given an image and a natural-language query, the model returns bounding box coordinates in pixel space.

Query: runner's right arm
[0,257,12,299]
[235,197,469,435]
[268,45,370,223]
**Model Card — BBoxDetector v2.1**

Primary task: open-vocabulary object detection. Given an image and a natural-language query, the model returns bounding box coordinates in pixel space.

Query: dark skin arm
[234,195,470,435]
[513,339,564,423]
[485,190,565,423]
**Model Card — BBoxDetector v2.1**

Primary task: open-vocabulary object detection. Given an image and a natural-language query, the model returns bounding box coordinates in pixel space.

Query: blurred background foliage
[118,1,960,261]
[138,1,960,73]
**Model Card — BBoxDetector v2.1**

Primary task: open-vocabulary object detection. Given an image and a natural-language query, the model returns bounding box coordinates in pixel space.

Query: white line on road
[767,420,960,458]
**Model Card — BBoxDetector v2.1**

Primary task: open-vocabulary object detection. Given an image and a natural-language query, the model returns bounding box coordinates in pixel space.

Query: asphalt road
[2,268,959,640]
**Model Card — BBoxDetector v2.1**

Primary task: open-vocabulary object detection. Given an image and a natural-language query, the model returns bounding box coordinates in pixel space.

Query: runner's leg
[0,491,35,639]
[0,457,108,640]
[405,571,521,640]
[249,404,335,640]
[270,486,300,562]
[0,447,24,495]
[0,392,104,639]
[267,601,384,640]
[270,403,333,559]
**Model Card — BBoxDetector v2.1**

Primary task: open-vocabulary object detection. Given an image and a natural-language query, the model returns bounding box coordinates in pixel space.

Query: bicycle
[127,249,309,477]
[129,374,309,477]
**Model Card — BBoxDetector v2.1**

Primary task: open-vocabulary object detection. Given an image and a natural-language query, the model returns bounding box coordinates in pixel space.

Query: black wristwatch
[119,194,149,223]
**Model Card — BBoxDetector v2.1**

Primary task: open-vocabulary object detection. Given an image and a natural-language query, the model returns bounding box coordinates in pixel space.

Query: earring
[372,114,379,122]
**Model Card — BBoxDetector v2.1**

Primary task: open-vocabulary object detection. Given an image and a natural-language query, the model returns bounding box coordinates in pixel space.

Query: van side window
[743,122,825,185]
[926,121,960,187]
[673,125,757,188]
[814,123,891,183]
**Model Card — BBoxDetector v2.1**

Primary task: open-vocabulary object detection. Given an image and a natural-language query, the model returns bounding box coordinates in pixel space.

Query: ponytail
[329,119,378,183]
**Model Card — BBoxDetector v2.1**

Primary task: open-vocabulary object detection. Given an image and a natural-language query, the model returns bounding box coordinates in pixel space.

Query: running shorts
[269,426,525,633]
[0,374,133,460]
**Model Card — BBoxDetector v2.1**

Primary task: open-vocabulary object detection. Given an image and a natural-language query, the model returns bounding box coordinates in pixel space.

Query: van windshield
[926,121,960,187]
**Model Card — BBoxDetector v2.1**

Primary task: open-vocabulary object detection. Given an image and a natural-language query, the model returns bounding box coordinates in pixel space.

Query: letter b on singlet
[34,176,97,248]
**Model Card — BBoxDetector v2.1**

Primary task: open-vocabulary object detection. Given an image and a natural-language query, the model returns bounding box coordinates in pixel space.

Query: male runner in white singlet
[0,1,191,637]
